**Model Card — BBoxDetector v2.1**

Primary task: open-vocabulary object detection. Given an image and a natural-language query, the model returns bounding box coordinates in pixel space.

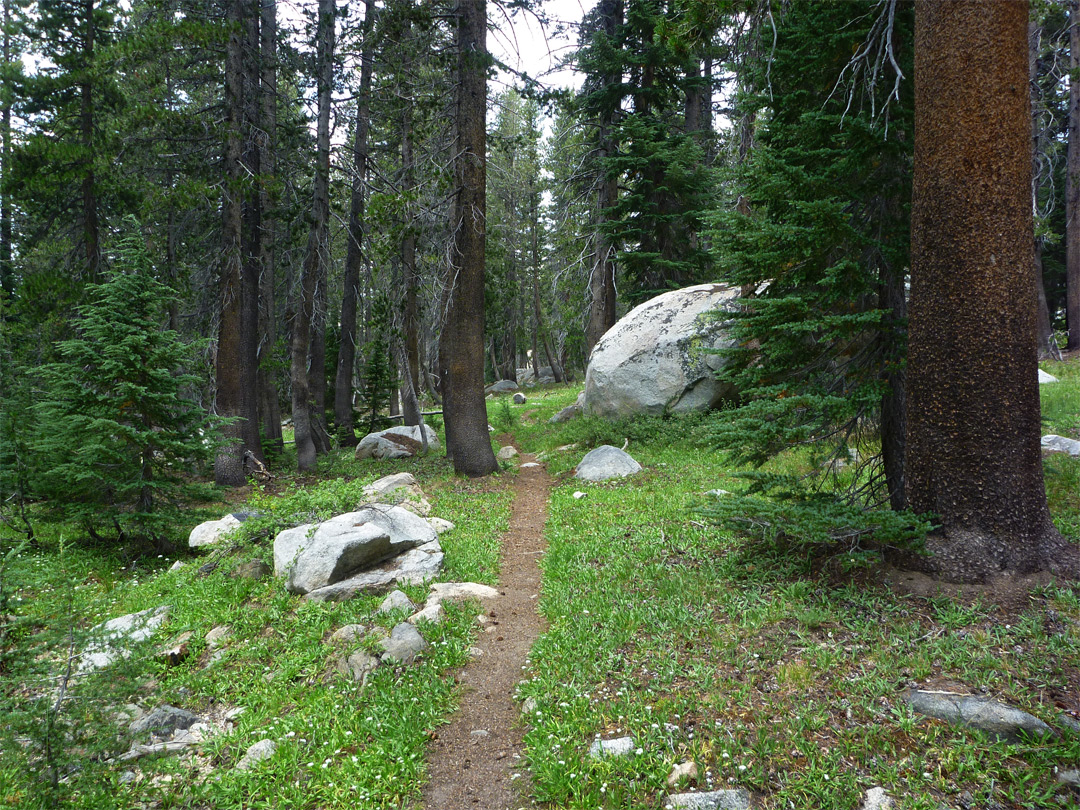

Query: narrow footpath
[420,450,551,810]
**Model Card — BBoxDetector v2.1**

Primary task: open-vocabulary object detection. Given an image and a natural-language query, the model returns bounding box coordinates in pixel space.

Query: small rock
[379,590,417,613]
[188,514,243,549]
[468,646,483,658]
[224,707,246,721]
[428,582,501,604]
[337,650,379,682]
[497,445,519,461]
[572,491,586,500]
[520,462,539,469]
[236,739,277,771]
[197,561,219,576]
[233,560,271,580]
[129,705,202,738]
[205,625,232,648]
[575,445,642,482]
[429,517,455,534]
[1039,369,1058,384]
[863,786,894,810]
[159,632,193,667]
[1058,769,1080,786]
[1042,434,1080,458]
[521,697,538,716]
[329,624,368,645]
[513,393,527,404]
[379,622,427,665]
[408,602,444,625]
[1060,712,1080,732]
[903,689,1052,740]
[470,729,490,738]
[79,606,171,673]
[168,561,184,573]
[119,771,137,784]
[667,789,751,810]
[705,489,732,497]
[667,760,698,788]
[588,736,635,758]
[361,472,432,516]
[549,403,582,424]
[485,379,519,395]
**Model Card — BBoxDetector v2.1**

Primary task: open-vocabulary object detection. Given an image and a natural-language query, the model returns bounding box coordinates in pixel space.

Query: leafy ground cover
[1,363,1078,810]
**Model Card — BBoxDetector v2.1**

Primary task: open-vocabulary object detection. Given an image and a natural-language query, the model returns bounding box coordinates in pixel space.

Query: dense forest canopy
[0,0,1077,580]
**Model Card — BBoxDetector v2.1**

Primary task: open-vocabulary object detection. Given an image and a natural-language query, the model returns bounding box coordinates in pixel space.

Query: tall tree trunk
[401,75,422,427]
[258,0,283,452]
[585,0,622,356]
[80,0,99,282]
[903,0,1078,582]
[334,0,375,445]
[1,0,13,298]
[1030,19,1056,359]
[291,0,334,472]
[1069,1,1080,351]
[439,0,497,477]
[215,0,251,485]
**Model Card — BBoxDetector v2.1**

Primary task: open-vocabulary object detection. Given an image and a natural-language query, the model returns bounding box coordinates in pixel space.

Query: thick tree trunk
[903,0,1078,582]
[439,0,497,477]
[334,0,375,446]
[401,84,422,428]
[258,0,283,452]
[291,0,334,472]
[215,0,254,486]
[1069,2,1080,351]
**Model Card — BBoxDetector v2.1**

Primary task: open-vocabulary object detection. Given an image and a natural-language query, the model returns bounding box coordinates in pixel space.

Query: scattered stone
[337,650,379,682]
[408,602,444,625]
[79,605,171,673]
[168,561,184,573]
[236,739,277,771]
[666,789,751,810]
[379,590,417,613]
[584,283,740,419]
[1039,369,1059,384]
[520,462,539,469]
[705,489,732,498]
[188,514,243,549]
[549,395,583,424]
[303,546,444,603]
[205,626,232,649]
[428,582,501,605]
[521,697,538,716]
[285,522,395,595]
[497,446,519,461]
[588,736,635,758]
[1042,434,1080,457]
[513,393,527,405]
[347,505,438,549]
[429,517,455,534]
[361,472,432,516]
[329,624,368,645]
[224,707,246,721]
[129,705,202,738]
[355,425,441,460]
[379,622,427,665]
[573,491,586,500]
[470,729,490,738]
[1059,712,1080,732]
[1058,769,1080,786]
[862,787,894,810]
[667,760,699,788]
[119,771,137,785]
[485,379,519,395]
[197,561,219,576]
[902,689,1052,740]
[159,632,194,667]
[574,445,643,482]
[233,560,271,580]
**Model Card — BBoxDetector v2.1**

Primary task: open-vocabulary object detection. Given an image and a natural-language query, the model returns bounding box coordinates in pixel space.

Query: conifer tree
[29,225,220,544]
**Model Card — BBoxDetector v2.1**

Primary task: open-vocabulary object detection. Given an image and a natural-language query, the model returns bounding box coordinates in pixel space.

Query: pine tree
[708,0,913,510]
[29,224,220,545]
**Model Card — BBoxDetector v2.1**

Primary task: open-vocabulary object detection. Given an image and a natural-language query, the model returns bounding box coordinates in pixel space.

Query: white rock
[408,602,444,625]
[575,445,643,482]
[79,606,171,673]
[428,582,501,604]
[204,625,231,649]
[236,739,276,771]
[428,517,455,535]
[188,514,242,549]
[362,473,432,516]
[520,462,540,469]
[286,522,396,595]
[497,445,519,461]
[573,491,586,500]
[667,789,751,810]
[588,736,635,758]
[355,425,440,460]
[329,624,368,644]
[1039,368,1058,384]
[379,590,417,613]
[667,760,699,788]
[584,283,740,419]
[379,622,427,664]
[303,546,444,603]
[1042,434,1080,457]
[862,786,894,810]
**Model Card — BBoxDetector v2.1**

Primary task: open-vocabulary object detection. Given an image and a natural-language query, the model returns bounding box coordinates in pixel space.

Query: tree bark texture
[291,0,334,472]
[1069,1,1080,351]
[258,0,283,452]
[401,74,422,428]
[904,0,1077,582]
[1,0,12,297]
[439,0,497,477]
[334,0,376,446]
[1030,19,1056,359]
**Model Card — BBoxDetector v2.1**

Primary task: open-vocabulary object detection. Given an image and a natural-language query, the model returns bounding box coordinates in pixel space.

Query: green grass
[3,376,1079,810]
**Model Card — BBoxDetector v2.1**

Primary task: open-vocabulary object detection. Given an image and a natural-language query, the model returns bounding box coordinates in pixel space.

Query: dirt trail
[420,452,551,810]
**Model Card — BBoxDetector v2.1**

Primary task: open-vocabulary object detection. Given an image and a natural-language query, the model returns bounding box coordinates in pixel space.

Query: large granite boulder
[355,425,440,460]
[361,473,432,516]
[574,445,643,482]
[484,379,519,395]
[584,283,740,419]
[188,514,243,548]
